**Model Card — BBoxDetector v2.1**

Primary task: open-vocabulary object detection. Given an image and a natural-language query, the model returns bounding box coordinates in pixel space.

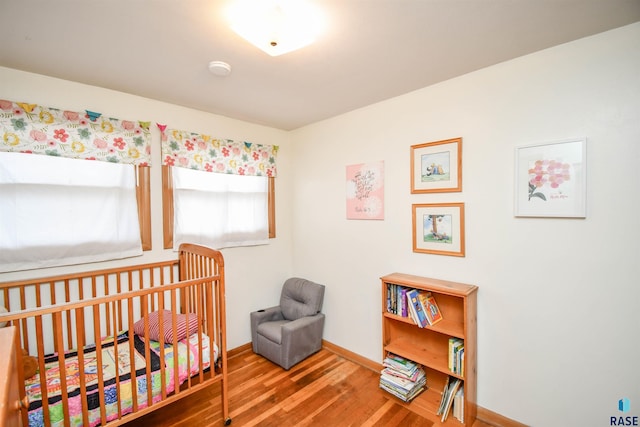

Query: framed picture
[411,137,462,193]
[514,137,586,218]
[346,161,384,220]
[412,203,465,257]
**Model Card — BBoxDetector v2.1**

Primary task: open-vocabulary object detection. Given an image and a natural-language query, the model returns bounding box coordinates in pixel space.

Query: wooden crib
[0,243,231,427]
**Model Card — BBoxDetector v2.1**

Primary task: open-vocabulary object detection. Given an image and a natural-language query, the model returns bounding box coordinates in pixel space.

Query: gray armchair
[250,277,325,370]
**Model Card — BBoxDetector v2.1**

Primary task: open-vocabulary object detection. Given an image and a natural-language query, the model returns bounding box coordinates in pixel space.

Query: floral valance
[0,99,151,165]
[160,126,278,177]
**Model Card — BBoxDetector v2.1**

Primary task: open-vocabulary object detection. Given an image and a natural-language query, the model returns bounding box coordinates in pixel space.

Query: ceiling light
[208,61,232,76]
[226,0,325,56]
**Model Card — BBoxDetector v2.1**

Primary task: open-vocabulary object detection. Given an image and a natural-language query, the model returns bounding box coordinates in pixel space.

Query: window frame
[136,165,152,250]
[162,165,275,249]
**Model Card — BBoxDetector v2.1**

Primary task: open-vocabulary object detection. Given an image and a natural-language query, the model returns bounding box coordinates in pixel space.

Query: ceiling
[1,1,639,131]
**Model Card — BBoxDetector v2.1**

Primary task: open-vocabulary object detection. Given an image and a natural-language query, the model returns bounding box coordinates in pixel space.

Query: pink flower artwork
[346,161,384,220]
[527,159,571,201]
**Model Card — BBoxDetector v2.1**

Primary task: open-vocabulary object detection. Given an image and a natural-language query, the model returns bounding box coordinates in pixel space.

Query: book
[439,377,462,422]
[421,292,443,325]
[383,353,419,377]
[453,385,464,422]
[399,287,408,318]
[436,379,449,416]
[406,289,429,327]
[382,366,423,383]
[416,291,432,326]
[448,338,464,374]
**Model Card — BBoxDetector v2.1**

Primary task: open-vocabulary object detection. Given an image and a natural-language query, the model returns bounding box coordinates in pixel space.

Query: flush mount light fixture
[226,0,325,56]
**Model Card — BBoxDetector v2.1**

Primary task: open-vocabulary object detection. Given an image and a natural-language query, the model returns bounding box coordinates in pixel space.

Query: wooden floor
[125,347,493,427]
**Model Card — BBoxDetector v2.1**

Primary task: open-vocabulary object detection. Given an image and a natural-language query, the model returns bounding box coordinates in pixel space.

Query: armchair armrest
[280,313,325,368]
[250,306,284,352]
[281,313,324,333]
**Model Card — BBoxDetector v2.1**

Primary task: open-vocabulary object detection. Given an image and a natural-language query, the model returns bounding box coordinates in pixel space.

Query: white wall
[2,22,639,427]
[0,67,295,349]
[290,23,640,427]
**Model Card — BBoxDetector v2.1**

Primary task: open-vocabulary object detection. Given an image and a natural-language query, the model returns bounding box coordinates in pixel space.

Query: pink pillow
[133,309,200,343]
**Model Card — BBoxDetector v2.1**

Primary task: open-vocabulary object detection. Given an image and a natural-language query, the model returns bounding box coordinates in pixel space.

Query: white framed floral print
[514,137,586,218]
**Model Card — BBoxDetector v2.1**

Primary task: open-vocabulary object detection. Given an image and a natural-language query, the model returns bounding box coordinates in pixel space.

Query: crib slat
[93,304,107,426]
[49,281,58,355]
[52,311,71,427]
[206,278,215,355]
[64,279,74,350]
[156,289,167,401]
[215,258,230,422]
[116,273,123,332]
[33,314,52,427]
[21,287,29,351]
[104,274,112,338]
[111,304,122,420]
[183,310,192,390]
[75,307,90,427]
[141,294,154,409]
[127,298,139,415]
[170,291,180,395]
[196,284,204,382]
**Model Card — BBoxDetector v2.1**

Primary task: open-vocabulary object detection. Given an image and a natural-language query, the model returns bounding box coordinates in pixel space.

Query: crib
[0,243,231,427]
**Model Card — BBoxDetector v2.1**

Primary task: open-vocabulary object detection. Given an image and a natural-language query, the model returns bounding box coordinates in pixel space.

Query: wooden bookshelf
[381,273,477,426]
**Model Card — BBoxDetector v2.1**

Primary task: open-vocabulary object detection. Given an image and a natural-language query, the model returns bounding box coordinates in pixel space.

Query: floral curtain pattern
[160,126,277,177]
[0,99,152,165]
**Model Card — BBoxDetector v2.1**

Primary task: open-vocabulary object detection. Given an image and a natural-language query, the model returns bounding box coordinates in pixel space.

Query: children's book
[406,289,428,327]
[421,292,443,325]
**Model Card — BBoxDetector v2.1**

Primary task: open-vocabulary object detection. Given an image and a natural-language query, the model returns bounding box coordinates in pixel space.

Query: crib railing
[0,259,179,354]
[0,244,229,427]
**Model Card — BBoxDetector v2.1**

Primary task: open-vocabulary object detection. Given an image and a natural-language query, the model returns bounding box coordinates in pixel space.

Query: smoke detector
[208,61,232,77]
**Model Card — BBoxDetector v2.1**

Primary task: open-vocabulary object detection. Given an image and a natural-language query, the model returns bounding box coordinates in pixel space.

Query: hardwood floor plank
[280,360,357,412]
[361,399,397,426]
[294,392,345,427]
[124,348,469,427]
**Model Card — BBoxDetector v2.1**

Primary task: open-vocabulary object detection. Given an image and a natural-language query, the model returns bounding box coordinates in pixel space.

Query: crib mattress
[25,331,218,427]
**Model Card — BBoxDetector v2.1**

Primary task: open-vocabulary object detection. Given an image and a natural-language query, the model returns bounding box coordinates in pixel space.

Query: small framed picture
[514,137,586,218]
[412,203,465,257]
[411,137,462,193]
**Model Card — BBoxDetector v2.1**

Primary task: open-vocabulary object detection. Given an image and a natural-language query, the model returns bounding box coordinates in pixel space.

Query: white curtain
[172,167,268,250]
[0,152,142,272]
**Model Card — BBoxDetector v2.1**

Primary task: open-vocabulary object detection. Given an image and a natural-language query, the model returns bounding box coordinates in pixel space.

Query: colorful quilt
[25,332,217,427]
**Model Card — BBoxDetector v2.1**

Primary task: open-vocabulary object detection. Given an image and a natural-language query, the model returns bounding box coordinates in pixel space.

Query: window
[159,128,278,250]
[162,166,275,250]
[0,99,153,272]
[0,152,150,272]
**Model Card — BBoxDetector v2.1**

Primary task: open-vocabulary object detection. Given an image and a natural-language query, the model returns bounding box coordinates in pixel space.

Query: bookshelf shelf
[383,312,465,338]
[381,273,477,425]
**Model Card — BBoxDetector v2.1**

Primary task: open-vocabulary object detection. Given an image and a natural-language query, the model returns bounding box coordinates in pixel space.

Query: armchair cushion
[256,319,289,344]
[280,277,324,320]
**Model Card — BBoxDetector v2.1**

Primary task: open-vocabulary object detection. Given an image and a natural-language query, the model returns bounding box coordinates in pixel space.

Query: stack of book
[379,353,426,402]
